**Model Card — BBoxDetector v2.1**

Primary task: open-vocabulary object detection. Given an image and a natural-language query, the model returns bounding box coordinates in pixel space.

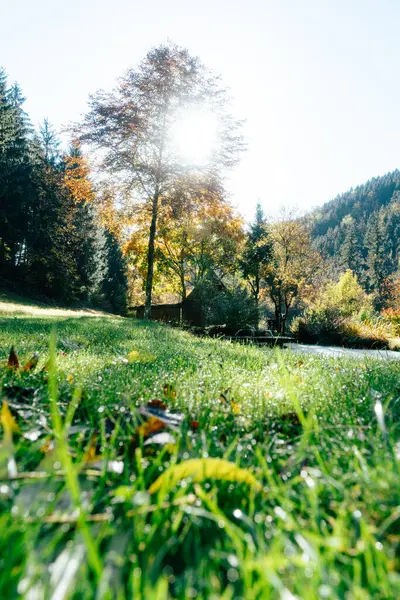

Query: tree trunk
[180,268,187,301]
[254,272,260,330]
[144,189,160,319]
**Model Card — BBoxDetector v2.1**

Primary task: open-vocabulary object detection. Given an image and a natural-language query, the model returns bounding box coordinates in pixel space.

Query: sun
[171,109,218,166]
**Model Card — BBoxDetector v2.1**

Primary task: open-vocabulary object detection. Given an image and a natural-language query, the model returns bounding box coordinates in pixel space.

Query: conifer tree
[101,230,128,314]
[0,71,34,275]
[240,203,272,326]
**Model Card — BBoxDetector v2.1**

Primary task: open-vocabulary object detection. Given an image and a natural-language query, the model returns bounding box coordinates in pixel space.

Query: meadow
[0,300,399,599]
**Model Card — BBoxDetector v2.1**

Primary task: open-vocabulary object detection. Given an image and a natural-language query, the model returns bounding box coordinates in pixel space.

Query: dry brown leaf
[147,399,167,410]
[163,383,176,401]
[136,417,166,438]
[21,352,39,372]
[7,346,19,369]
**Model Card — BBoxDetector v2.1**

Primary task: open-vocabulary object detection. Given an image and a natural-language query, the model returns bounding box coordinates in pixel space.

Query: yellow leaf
[1,400,20,437]
[83,435,101,463]
[231,400,241,415]
[40,439,54,453]
[127,350,140,362]
[148,458,261,495]
[127,350,156,364]
[67,374,75,384]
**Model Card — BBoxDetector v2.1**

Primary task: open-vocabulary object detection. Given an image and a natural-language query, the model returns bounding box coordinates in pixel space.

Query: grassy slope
[0,301,399,599]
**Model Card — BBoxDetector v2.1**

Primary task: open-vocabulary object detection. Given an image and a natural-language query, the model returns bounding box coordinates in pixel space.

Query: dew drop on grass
[0,485,11,497]
[274,507,287,520]
[284,544,295,558]
[305,567,314,578]
[227,568,239,582]
[227,554,239,568]
[319,585,332,598]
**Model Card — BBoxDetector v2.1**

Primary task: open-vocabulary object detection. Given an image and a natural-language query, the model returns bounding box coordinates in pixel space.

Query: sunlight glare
[171,109,218,166]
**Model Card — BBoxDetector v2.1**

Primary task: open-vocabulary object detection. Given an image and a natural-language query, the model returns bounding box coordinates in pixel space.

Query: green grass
[0,306,399,599]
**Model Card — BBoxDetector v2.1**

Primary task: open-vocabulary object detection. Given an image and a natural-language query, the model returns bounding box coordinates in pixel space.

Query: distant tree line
[0,68,127,314]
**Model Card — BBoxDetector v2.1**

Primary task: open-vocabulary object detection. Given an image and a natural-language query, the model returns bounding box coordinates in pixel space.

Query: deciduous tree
[75,43,244,317]
[265,214,321,334]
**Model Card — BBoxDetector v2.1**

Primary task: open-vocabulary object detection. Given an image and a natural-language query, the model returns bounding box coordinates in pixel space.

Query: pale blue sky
[1,0,400,221]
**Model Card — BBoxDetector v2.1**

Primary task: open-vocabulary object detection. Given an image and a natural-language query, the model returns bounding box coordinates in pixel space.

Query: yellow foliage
[148,457,261,494]
[124,174,245,300]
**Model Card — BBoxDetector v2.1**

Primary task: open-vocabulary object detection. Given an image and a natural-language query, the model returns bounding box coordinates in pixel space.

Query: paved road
[285,343,400,360]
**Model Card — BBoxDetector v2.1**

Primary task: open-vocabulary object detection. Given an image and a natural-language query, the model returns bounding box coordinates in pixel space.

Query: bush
[292,271,392,348]
[199,279,258,329]
[381,308,400,335]
[292,313,390,348]
[320,270,373,318]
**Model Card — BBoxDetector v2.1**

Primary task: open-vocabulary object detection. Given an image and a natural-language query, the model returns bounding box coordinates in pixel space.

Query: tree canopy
[75,43,244,316]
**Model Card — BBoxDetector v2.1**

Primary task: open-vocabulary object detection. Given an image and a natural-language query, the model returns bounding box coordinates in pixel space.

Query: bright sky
[1,0,400,221]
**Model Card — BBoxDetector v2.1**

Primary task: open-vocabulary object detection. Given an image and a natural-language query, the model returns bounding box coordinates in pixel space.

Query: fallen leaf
[232,400,241,415]
[163,383,176,401]
[127,350,140,363]
[40,439,54,453]
[7,346,19,369]
[148,458,262,495]
[147,399,167,410]
[127,350,155,364]
[1,400,20,437]
[21,352,39,372]
[136,417,166,438]
[138,406,184,430]
[83,435,101,462]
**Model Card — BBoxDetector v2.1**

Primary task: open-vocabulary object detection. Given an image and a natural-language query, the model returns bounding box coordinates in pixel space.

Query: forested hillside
[310,170,400,299]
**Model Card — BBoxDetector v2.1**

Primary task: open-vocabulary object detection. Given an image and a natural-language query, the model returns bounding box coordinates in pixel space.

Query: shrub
[381,308,400,335]
[199,279,258,329]
[320,270,373,318]
[292,271,392,348]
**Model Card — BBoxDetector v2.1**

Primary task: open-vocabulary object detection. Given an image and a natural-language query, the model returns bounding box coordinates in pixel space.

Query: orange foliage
[63,142,94,204]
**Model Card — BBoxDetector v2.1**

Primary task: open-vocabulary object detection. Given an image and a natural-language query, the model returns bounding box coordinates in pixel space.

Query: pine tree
[101,230,128,315]
[62,141,103,301]
[0,72,34,276]
[240,203,272,327]
[365,212,389,298]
